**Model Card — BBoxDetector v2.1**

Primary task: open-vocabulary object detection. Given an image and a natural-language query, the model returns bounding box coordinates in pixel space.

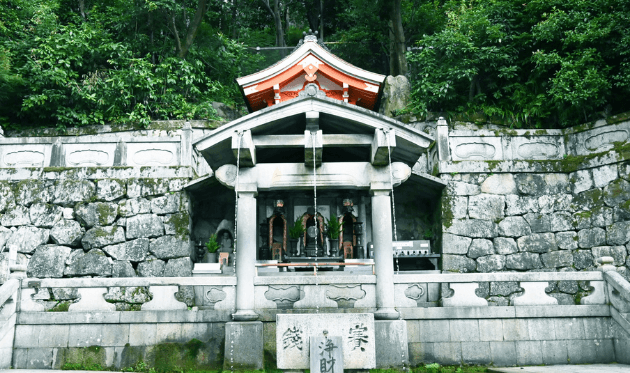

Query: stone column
[371,188,399,320]
[233,191,259,321]
[359,196,368,258]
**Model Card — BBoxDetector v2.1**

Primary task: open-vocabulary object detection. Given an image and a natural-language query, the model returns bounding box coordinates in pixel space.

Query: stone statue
[220,231,233,252]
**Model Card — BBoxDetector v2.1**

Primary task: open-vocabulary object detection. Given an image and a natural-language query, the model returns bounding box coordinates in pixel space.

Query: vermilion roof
[237,36,386,112]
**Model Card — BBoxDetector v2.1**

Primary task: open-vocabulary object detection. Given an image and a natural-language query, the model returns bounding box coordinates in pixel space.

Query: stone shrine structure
[190,32,443,322]
[0,32,630,370]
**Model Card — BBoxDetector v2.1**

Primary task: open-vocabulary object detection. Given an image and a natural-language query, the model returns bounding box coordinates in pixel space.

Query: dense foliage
[407,0,630,127]
[0,0,628,130]
[0,0,260,131]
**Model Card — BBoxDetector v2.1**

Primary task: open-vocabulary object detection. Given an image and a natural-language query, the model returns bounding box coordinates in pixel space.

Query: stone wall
[12,316,226,370]
[433,117,630,305]
[407,316,627,366]
[0,172,193,309]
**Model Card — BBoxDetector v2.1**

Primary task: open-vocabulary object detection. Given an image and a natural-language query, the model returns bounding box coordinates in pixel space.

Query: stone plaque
[310,333,343,373]
[276,313,375,369]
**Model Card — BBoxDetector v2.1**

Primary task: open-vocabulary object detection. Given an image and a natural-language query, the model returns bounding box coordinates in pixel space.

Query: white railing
[604,270,630,334]
[0,278,19,368]
[0,123,197,170]
[395,271,605,307]
[7,258,630,327]
[19,276,236,312]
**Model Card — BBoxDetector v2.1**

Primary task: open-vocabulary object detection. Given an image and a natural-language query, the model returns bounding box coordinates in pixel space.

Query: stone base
[374,307,399,320]
[224,321,263,371]
[232,309,259,321]
[375,320,408,368]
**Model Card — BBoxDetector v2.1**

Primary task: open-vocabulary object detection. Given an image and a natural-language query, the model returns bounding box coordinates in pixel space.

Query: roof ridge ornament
[303,29,318,42]
[293,29,331,53]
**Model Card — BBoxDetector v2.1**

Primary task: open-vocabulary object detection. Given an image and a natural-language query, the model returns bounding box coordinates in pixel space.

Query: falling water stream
[230,130,243,372]
[385,128,406,370]
[385,128,400,274]
[312,131,319,314]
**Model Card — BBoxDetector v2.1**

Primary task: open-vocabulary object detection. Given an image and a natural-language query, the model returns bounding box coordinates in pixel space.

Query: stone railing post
[180,122,193,167]
[436,117,450,161]
[370,186,398,320]
[582,256,613,305]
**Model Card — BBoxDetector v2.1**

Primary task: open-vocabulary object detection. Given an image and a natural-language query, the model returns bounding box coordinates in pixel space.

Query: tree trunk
[388,0,407,76]
[178,0,208,59]
[319,0,324,42]
[273,0,286,56]
[232,0,239,39]
[261,0,287,57]
[305,0,320,37]
[78,0,87,20]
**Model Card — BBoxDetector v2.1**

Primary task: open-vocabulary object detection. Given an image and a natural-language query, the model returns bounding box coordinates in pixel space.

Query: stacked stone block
[0,177,192,307]
[407,317,618,366]
[440,167,630,304]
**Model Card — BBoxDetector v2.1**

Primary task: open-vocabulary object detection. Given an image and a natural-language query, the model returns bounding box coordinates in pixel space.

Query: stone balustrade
[0,123,215,179]
[4,270,630,369]
[19,276,236,313]
[0,278,19,368]
[13,271,625,316]
[395,271,608,310]
[604,270,630,335]
[434,117,630,173]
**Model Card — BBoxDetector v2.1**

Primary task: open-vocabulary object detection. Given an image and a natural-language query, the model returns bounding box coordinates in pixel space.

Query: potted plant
[288,218,305,257]
[326,214,344,257]
[204,234,220,263]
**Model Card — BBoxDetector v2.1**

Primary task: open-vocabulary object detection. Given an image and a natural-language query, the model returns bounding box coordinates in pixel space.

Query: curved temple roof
[237,35,386,112]
[192,37,444,195]
[195,94,434,170]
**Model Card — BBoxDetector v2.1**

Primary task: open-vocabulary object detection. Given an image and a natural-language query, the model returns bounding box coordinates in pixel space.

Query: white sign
[277,313,375,369]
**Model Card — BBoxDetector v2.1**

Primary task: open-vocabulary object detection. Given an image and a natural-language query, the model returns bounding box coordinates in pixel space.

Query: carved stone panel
[204,287,227,309]
[277,313,375,369]
[1,145,49,167]
[404,284,428,307]
[126,142,179,166]
[265,285,302,309]
[449,137,503,161]
[509,136,564,160]
[585,130,628,151]
[570,122,630,155]
[63,143,116,167]
[325,284,366,308]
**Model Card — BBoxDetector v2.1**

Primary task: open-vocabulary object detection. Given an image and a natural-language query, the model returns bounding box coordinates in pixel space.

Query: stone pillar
[233,191,259,321]
[359,197,368,258]
[371,188,399,320]
[436,116,450,161]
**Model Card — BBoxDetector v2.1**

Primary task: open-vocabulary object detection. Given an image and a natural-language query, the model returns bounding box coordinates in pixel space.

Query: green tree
[407,0,630,128]
[0,0,260,130]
